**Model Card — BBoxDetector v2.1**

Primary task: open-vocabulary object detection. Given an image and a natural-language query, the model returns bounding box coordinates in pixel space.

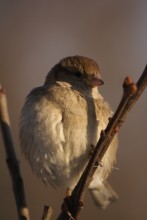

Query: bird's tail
[89,181,118,209]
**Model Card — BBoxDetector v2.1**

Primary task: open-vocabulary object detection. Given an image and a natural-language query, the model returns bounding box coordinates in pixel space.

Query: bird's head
[45,56,104,89]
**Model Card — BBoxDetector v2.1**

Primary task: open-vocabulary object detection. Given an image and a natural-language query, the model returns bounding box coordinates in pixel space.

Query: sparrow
[19,55,118,209]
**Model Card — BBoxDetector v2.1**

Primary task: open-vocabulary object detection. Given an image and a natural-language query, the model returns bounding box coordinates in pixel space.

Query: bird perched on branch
[19,55,118,209]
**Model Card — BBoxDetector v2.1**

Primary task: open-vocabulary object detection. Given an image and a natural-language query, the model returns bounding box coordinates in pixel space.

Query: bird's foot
[61,199,75,220]
[94,157,103,168]
[89,144,95,157]
[61,188,75,220]
[61,188,84,220]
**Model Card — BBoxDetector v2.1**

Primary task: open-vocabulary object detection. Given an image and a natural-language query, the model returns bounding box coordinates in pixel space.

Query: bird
[19,55,118,209]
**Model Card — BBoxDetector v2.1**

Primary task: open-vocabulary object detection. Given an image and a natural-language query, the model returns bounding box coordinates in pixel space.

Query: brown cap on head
[60,56,104,87]
[60,55,100,75]
[45,56,104,87]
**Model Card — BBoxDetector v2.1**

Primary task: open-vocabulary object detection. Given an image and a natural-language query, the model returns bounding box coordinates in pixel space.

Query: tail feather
[89,181,118,209]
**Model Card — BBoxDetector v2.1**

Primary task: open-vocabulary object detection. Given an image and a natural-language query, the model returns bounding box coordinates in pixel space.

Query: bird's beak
[89,75,104,87]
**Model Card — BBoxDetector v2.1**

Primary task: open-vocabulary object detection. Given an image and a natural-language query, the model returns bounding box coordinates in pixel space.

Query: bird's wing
[19,86,66,186]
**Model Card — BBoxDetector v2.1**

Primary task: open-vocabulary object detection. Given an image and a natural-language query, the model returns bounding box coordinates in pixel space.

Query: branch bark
[56,65,147,220]
[0,88,30,220]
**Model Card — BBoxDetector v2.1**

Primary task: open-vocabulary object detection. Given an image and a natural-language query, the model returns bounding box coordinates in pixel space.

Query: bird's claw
[61,197,75,220]
[94,157,103,168]
[90,144,95,157]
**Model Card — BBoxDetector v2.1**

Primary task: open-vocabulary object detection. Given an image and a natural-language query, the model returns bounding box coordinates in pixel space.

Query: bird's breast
[20,85,103,187]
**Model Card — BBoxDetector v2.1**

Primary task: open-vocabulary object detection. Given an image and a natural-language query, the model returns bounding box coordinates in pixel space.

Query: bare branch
[0,88,30,220]
[56,65,147,220]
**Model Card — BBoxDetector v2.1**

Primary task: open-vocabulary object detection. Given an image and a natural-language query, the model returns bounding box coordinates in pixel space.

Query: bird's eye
[74,72,81,77]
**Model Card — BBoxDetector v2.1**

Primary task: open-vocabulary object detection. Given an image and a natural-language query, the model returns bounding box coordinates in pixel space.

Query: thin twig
[57,65,147,220]
[41,206,53,220]
[0,88,30,220]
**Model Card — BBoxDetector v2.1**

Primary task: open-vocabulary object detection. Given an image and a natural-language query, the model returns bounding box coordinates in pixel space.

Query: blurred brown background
[0,0,147,219]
